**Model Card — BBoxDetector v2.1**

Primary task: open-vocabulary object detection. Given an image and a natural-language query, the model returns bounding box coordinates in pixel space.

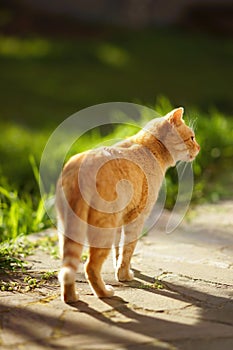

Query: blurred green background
[0,1,233,241]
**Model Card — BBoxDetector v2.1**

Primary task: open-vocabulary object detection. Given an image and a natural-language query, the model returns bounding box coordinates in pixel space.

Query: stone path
[0,201,233,349]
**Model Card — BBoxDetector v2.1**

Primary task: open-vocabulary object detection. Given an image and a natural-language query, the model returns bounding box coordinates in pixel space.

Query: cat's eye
[191,136,195,141]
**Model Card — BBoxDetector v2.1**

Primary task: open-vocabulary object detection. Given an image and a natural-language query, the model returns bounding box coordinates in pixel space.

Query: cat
[56,107,200,303]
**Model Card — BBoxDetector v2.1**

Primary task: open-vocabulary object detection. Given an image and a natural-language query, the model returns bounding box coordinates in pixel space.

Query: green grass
[0,28,232,245]
[0,29,232,130]
[0,185,51,242]
[0,155,51,242]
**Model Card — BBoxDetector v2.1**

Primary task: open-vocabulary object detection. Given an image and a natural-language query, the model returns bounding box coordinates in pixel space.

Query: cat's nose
[197,144,201,151]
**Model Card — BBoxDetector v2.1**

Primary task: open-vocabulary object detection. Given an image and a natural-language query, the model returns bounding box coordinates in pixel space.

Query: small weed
[40,271,57,280]
[23,276,39,290]
[0,270,58,293]
[136,280,165,290]
[0,237,34,271]
[23,271,58,291]
[0,234,59,293]
[0,234,59,273]
[36,234,59,259]
[153,279,165,290]
[0,281,18,291]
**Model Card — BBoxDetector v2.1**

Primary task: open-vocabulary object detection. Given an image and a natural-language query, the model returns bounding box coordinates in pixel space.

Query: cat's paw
[97,285,115,298]
[117,268,134,282]
[61,284,79,303]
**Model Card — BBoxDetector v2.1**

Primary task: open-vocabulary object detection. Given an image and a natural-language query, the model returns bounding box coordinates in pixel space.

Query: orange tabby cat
[56,107,200,302]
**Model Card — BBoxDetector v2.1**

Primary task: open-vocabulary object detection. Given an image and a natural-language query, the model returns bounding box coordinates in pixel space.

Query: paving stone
[0,201,233,350]
[0,303,63,346]
[172,338,233,350]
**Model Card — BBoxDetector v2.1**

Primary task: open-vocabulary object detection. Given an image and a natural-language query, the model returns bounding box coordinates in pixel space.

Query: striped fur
[56,107,200,302]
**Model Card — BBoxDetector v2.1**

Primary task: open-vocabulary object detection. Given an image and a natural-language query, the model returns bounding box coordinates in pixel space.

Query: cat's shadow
[68,299,117,325]
[1,271,231,350]
[127,268,233,312]
[69,268,233,348]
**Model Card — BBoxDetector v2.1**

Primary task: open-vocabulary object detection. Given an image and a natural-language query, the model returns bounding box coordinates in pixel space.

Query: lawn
[0,27,232,242]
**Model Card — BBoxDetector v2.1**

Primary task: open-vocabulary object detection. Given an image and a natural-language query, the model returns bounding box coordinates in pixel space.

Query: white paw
[97,285,114,298]
[105,285,115,297]
[61,285,79,303]
[62,292,79,304]
[117,268,134,282]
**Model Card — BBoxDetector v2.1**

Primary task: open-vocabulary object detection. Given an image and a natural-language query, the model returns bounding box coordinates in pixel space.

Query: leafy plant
[0,235,58,292]
[0,155,52,242]
[0,237,33,271]
[0,185,51,242]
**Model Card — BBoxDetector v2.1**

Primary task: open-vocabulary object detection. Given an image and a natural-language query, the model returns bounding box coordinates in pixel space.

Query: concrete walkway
[0,201,233,350]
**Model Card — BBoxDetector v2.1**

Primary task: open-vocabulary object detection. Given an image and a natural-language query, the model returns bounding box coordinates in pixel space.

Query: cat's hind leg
[59,236,83,303]
[85,235,115,298]
[85,209,119,298]
[85,224,115,298]
[58,221,84,303]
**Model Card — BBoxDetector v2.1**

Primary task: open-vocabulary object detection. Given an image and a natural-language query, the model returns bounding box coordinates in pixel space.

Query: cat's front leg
[113,227,123,269]
[116,241,137,281]
[116,220,144,282]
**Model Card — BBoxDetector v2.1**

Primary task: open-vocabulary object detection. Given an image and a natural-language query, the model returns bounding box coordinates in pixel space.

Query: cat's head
[162,107,200,163]
[144,107,200,164]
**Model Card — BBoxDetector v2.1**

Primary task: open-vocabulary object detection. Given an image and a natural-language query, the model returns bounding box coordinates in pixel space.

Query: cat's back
[58,141,161,195]
[57,144,145,205]
[62,144,138,176]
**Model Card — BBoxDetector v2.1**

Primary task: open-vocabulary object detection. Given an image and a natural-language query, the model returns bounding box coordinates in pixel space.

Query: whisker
[189,118,197,131]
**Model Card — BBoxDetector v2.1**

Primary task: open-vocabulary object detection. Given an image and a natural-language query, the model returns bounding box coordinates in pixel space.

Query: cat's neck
[132,131,175,171]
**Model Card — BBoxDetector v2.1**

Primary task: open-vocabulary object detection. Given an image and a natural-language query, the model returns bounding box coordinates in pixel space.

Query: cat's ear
[166,107,184,126]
